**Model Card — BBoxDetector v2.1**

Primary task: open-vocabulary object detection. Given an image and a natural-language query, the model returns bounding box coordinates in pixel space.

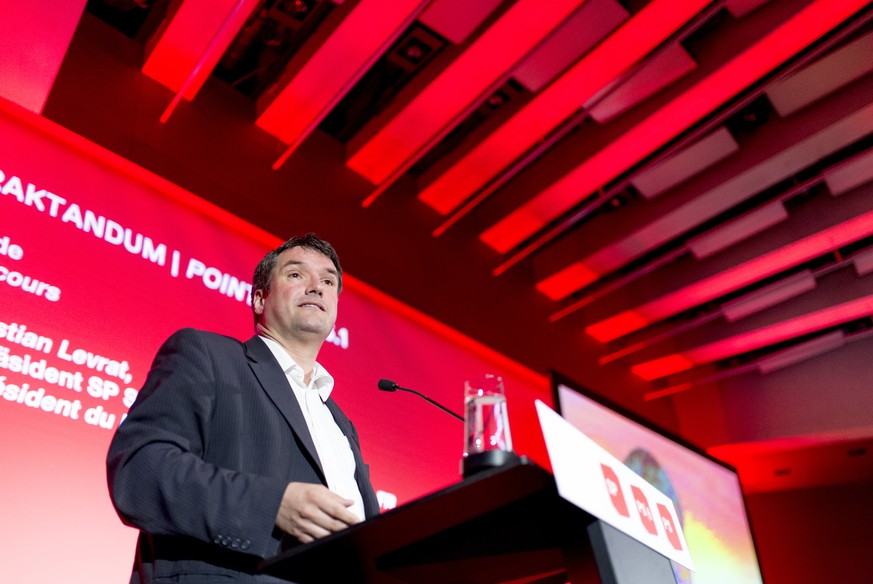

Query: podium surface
[260,458,677,584]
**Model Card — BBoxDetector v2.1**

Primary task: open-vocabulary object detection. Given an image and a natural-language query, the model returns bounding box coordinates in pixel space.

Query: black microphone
[377,379,463,422]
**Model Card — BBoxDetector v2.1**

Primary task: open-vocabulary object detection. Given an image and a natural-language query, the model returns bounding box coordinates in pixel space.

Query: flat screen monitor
[553,372,765,584]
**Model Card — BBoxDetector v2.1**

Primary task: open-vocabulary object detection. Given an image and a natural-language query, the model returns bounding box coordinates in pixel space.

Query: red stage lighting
[480,0,871,254]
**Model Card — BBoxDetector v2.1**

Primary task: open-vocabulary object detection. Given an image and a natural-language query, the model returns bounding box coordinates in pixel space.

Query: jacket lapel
[326,399,381,519]
[244,335,325,482]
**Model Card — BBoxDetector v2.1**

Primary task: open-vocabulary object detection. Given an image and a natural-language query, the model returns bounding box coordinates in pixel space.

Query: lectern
[260,458,678,583]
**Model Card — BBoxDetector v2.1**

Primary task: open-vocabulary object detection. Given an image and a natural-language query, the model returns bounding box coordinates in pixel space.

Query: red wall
[746,482,873,584]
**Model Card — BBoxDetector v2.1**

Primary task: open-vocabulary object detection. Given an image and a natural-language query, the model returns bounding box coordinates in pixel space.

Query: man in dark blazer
[107,234,379,583]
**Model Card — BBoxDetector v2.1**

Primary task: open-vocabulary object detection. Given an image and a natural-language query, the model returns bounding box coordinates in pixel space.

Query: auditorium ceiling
[9,0,873,493]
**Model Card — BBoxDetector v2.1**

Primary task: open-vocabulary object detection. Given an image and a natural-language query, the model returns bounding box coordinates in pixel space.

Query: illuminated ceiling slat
[479,0,871,255]
[687,201,789,261]
[585,208,873,343]
[142,0,260,101]
[756,330,846,374]
[824,145,873,195]
[631,294,873,381]
[765,28,873,117]
[586,42,698,125]
[535,95,873,301]
[418,0,504,45]
[345,0,589,190]
[257,0,429,165]
[721,270,817,323]
[418,0,712,216]
[0,1,88,113]
[630,127,739,200]
[511,0,629,95]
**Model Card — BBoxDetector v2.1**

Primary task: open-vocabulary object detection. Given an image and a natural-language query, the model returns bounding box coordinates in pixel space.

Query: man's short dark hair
[251,233,342,323]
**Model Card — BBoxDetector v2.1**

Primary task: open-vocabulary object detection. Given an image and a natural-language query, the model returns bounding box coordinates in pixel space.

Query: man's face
[253,246,339,342]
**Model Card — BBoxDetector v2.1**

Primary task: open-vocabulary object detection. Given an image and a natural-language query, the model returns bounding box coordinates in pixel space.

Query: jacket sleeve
[106,328,287,558]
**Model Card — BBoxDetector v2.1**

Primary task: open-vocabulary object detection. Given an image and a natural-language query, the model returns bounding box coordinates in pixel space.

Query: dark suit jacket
[107,328,379,583]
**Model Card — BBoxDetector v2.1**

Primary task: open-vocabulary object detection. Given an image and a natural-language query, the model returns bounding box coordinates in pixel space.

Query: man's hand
[275,482,361,543]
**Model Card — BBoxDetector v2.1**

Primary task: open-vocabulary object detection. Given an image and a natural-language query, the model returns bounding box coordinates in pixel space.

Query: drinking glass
[463,373,512,456]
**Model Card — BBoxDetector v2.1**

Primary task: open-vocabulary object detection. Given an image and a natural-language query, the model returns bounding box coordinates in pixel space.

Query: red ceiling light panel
[631,293,873,381]
[257,0,430,166]
[587,208,873,343]
[345,0,589,190]
[142,0,261,101]
[417,0,712,216]
[479,0,872,254]
[0,1,88,113]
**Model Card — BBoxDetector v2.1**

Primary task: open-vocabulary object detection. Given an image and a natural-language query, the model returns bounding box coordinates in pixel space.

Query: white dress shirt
[259,336,365,520]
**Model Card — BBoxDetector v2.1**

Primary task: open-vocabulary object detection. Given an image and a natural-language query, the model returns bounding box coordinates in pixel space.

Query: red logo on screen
[600,464,629,517]
[631,485,657,535]
[657,503,683,550]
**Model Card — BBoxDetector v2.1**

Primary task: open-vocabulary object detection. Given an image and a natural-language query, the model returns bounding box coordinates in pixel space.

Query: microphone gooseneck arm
[377,379,464,422]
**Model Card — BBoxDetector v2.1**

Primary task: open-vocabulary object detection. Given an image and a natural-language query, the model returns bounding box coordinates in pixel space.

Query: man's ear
[252,288,265,315]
